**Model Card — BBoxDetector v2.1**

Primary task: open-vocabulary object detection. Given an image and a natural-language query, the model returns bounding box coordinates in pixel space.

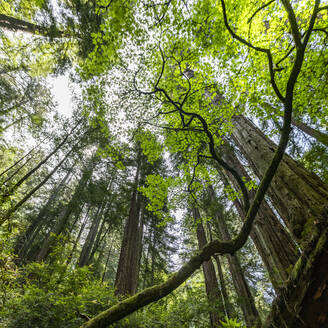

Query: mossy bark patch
[264,217,328,328]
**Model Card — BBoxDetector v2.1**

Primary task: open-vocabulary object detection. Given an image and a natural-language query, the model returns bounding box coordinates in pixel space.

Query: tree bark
[0,14,68,38]
[0,121,80,206]
[114,162,143,296]
[291,118,328,147]
[207,222,234,319]
[78,203,105,267]
[35,160,93,262]
[217,144,299,289]
[231,115,328,241]
[1,145,75,224]
[207,185,260,328]
[67,206,90,265]
[15,165,73,260]
[193,207,224,327]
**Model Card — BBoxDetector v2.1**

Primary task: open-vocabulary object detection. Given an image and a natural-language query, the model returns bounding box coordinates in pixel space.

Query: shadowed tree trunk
[114,160,143,296]
[231,115,328,241]
[78,203,105,267]
[0,14,69,37]
[193,206,224,327]
[14,165,73,261]
[217,143,299,289]
[35,160,93,262]
[207,186,260,328]
[207,222,234,319]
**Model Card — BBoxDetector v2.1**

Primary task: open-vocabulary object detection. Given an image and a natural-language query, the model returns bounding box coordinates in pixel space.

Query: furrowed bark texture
[193,207,224,326]
[218,144,299,289]
[114,161,143,296]
[231,115,328,241]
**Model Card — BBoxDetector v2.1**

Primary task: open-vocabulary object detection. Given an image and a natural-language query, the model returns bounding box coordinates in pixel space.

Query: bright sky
[50,74,74,117]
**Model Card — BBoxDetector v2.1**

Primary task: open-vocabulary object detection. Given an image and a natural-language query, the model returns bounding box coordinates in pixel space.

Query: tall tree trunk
[102,239,114,283]
[15,166,73,260]
[67,206,90,265]
[193,207,224,327]
[217,144,299,289]
[0,14,68,38]
[78,203,105,267]
[207,186,260,328]
[1,155,34,186]
[0,121,80,206]
[291,118,328,147]
[1,145,75,224]
[35,160,93,262]
[207,222,234,319]
[0,141,41,179]
[114,163,143,296]
[231,115,328,241]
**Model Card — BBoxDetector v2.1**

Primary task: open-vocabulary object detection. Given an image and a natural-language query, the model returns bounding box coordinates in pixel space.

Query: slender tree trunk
[231,115,328,241]
[0,14,68,37]
[102,239,114,283]
[207,186,260,328]
[291,118,328,147]
[207,222,234,319]
[15,166,73,260]
[66,206,91,265]
[262,102,328,147]
[1,145,75,224]
[78,203,105,267]
[0,121,80,206]
[1,155,34,187]
[0,140,41,179]
[35,160,92,262]
[193,207,224,327]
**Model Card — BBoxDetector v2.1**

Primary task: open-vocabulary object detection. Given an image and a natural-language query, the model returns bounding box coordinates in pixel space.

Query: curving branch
[247,0,275,24]
[220,0,284,102]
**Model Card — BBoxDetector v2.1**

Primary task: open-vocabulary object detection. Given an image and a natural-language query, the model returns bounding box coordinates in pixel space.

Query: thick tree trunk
[207,186,260,328]
[217,144,299,289]
[193,207,224,327]
[114,163,143,296]
[231,115,328,241]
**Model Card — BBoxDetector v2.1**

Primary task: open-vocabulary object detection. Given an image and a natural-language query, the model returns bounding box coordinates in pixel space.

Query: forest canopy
[0,0,328,327]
